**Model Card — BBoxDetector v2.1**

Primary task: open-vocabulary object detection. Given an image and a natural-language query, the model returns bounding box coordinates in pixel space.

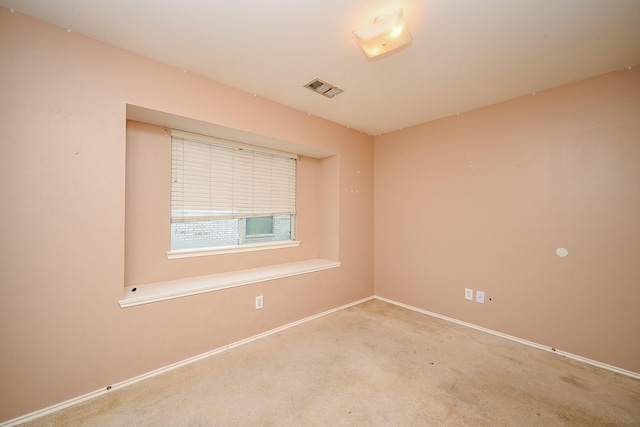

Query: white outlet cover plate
[476,291,485,304]
[465,288,473,300]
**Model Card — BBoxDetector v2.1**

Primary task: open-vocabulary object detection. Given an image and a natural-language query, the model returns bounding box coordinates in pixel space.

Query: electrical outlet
[465,288,473,300]
[255,295,264,310]
[476,291,485,304]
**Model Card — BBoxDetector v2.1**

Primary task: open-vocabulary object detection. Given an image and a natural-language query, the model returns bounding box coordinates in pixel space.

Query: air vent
[304,78,344,98]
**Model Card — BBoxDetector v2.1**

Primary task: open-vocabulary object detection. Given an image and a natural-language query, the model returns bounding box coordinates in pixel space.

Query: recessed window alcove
[122,105,340,307]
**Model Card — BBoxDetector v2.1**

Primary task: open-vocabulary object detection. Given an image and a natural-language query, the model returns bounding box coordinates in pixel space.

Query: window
[170,130,297,254]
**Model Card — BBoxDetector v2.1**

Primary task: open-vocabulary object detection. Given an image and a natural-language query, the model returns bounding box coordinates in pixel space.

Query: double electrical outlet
[255,295,264,310]
[465,288,485,304]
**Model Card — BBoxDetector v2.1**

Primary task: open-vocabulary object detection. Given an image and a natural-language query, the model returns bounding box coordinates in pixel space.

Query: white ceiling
[3,0,640,135]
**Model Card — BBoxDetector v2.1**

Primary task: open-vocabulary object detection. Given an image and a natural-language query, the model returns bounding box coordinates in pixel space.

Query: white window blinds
[171,130,297,223]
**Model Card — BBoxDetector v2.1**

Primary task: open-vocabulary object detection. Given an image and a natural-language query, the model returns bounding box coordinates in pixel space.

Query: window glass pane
[246,216,274,235]
[171,215,293,251]
[242,215,292,245]
[171,219,239,251]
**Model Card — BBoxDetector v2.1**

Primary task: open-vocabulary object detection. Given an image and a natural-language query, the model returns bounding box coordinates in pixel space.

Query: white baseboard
[374,295,640,381]
[0,296,374,427]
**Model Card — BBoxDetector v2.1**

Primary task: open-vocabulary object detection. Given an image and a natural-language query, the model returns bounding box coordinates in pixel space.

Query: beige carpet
[24,299,640,426]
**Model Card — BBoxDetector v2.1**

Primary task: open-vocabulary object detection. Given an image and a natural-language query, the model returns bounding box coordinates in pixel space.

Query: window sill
[119,258,341,308]
[167,240,301,259]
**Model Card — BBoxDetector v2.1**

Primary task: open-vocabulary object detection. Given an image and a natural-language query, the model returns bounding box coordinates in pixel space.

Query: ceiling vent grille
[304,78,344,98]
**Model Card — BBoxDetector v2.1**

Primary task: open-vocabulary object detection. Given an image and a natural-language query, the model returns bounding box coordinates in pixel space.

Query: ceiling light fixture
[352,9,412,59]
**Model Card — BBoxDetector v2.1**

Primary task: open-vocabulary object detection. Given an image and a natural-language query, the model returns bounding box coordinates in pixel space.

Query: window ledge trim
[167,240,301,259]
[119,258,341,308]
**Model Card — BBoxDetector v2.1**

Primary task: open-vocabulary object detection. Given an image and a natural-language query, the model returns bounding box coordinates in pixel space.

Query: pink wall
[375,67,640,373]
[0,9,373,422]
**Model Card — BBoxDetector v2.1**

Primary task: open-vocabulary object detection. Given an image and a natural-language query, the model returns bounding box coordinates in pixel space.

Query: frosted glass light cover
[353,9,413,58]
